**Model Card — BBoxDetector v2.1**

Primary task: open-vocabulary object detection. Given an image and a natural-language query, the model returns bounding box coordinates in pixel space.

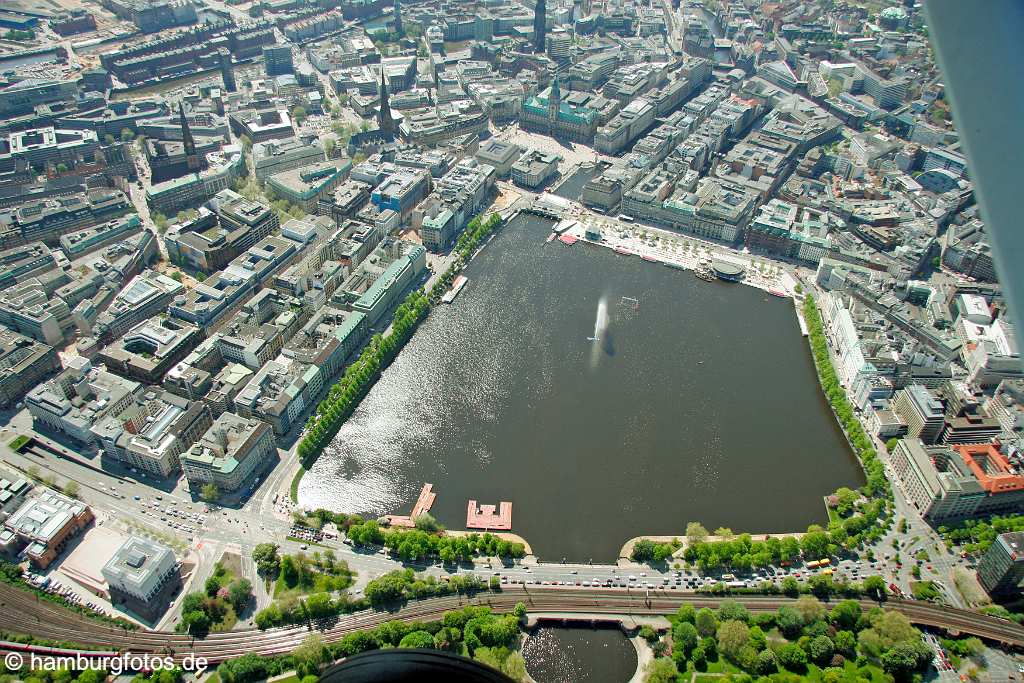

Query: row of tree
[251,568,491,630]
[940,513,1024,556]
[344,521,526,562]
[803,296,888,497]
[296,289,431,467]
[223,605,528,683]
[650,597,934,682]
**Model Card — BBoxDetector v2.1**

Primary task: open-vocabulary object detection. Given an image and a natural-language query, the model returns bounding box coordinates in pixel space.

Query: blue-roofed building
[521,77,606,143]
[369,168,430,219]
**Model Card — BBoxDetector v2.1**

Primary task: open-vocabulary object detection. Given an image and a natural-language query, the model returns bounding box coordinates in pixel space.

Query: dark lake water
[299,213,862,561]
[523,626,637,683]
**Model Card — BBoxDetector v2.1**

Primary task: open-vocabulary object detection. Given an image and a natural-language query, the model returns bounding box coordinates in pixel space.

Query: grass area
[273,571,351,599]
[802,661,889,682]
[290,465,305,504]
[825,497,841,524]
[703,658,742,674]
[7,435,30,451]
[915,549,930,562]
[271,552,355,600]
[204,673,219,683]
[694,676,722,683]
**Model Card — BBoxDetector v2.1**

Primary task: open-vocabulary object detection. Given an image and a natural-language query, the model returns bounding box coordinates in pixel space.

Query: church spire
[179,102,201,171]
[533,0,546,53]
[378,69,395,141]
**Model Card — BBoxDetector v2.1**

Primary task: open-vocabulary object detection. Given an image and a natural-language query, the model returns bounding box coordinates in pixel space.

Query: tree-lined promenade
[295,212,503,472]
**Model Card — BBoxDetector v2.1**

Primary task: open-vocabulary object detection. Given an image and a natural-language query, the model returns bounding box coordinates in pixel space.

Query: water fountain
[588,297,609,342]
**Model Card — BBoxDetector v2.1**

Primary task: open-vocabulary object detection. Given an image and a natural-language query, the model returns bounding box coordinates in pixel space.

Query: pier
[466,499,513,530]
[385,483,437,528]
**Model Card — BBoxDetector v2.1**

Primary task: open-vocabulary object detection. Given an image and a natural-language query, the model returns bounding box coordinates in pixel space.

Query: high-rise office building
[977,532,1024,599]
[533,0,546,54]
[218,48,236,92]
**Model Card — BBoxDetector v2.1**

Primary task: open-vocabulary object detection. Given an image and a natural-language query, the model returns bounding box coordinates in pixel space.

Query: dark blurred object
[318,649,518,683]
[925,0,1024,356]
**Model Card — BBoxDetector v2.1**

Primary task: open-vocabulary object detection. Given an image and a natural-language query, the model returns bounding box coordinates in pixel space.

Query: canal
[523,626,638,683]
[299,213,863,561]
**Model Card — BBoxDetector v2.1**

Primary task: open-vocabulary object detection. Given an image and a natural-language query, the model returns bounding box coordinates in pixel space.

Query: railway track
[3,584,1022,663]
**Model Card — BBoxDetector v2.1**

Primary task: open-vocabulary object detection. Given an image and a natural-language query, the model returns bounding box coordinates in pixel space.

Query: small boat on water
[545,233,556,243]
[614,246,634,256]
[768,289,787,297]
[558,234,578,245]
[664,261,688,271]
[441,275,468,304]
[641,255,659,263]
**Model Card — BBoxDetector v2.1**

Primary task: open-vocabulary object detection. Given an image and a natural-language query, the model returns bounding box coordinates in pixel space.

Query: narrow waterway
[523,626,637,683]
[299,213,863,561]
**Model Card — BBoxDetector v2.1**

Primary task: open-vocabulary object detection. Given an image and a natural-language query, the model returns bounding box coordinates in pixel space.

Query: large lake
[299,213,863,561]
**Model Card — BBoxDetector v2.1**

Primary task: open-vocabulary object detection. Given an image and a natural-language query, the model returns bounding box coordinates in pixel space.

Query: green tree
[885,437,899,451]
[399,630,435,648]
[292,106,308,124]
[228,579,252,612]
[862,575,887,599]
[120,128,134,142]
[808,635,835,666]
[253,543,280,577]
[776,606,804,639]
[171,271,184,283]
[794,595,826,624]
[293,634,328,676]
[200,483,219,503]
[756,648,777,675]
[323,137,336,158]
[254,604,282,630]
[673,620,699,659]
[718,599,749,623]
[695,607,718,637]
[62,481,80,498]
[686,521,709,542]
[643,657,678,683]
[182,609,210,636]
[777,643,808,672]
[414,512,443,531]
[716,620,750,661]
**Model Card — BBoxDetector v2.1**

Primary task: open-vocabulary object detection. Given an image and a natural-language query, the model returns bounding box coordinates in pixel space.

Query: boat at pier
[641,255,659,263]
[441,276,468,303]
[545,233,556,243]
[614,246,634,256]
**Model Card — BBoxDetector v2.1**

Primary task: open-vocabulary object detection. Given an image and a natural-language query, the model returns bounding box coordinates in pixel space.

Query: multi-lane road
[2,583,1023,664]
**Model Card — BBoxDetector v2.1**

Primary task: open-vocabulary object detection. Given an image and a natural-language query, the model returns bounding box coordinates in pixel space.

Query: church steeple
[533,0,546,53]
[179,102,201,171]
[547,76,561,122]
[378,69,395,141]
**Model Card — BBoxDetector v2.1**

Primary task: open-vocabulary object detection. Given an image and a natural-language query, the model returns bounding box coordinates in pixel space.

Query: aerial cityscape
[0,0,1020,680]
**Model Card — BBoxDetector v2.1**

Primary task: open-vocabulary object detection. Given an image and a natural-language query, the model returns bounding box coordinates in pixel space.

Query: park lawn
[704,658,743,674]
[273,571,352,599]
[799,661,891,683]
[694,676,721,683]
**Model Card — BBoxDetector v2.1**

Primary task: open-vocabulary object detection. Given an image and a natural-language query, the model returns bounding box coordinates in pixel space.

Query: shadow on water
[600,331,616,357]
